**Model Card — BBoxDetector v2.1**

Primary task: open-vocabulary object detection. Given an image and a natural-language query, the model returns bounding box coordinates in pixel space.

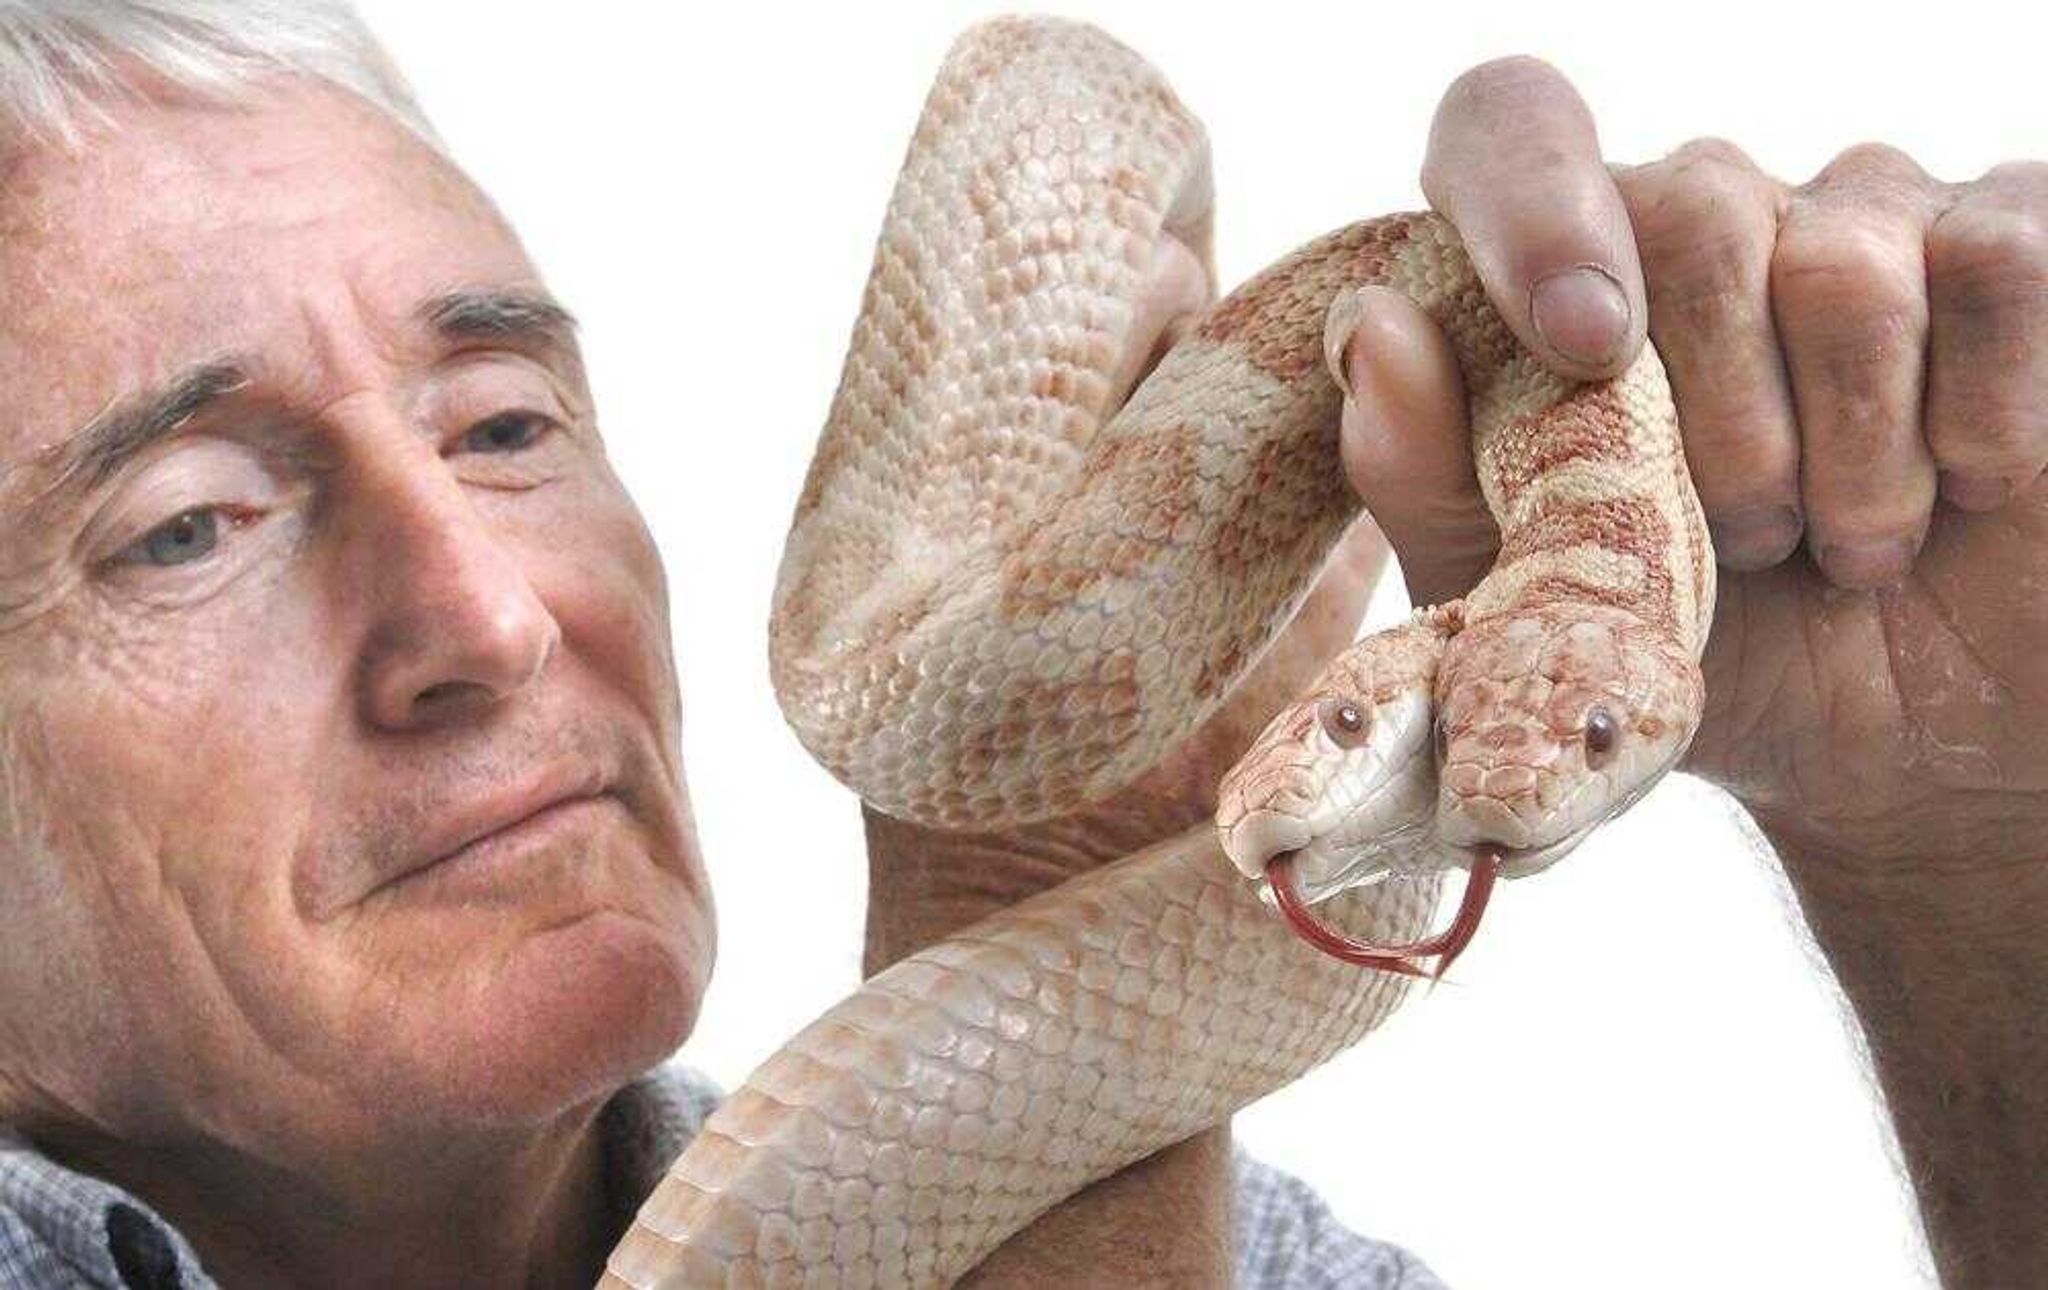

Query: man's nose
[354,446,561,732]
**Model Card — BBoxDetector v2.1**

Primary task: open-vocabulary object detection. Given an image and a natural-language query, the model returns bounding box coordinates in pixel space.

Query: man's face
[0,80,713,1156]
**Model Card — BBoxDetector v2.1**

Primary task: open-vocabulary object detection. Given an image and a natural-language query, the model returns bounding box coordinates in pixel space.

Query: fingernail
[1817,536,1917,590]
[1530,265,1630,369]
[1939,471,2014,512]
[1323,285,1373,398]
[1708,505,1804,570]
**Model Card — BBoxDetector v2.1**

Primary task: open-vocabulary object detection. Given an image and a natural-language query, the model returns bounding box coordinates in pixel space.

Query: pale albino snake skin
[605,15,1712,1288]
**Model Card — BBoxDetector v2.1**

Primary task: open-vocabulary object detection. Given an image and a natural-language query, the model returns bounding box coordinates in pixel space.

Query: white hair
[0,0,435,150]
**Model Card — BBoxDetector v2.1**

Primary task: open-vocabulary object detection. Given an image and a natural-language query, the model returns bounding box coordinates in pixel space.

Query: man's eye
[119,507,227,568]
[463,411,554,455]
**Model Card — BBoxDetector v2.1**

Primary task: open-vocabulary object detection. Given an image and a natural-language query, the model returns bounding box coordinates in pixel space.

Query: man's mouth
[385,762,613,895]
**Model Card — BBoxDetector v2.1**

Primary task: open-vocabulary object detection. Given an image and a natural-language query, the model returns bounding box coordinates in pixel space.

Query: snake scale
[604,16,1712,1288]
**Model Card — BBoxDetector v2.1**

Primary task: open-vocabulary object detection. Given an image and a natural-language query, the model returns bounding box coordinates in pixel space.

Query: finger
[1771,144,1942,590]
[1420,56,1647,381]
[1328,284,1499,606]
[1924,161,2048,510]
[1614,139,1805,570]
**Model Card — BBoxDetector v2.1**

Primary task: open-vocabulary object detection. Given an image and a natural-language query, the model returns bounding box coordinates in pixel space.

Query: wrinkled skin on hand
[1697,496,2048,869]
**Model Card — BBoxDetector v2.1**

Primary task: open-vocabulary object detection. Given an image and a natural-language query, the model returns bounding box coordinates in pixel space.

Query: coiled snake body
[606,16,1712,1288]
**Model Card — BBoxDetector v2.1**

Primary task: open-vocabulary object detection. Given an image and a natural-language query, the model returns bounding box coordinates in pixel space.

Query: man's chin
[359,906,714,1130]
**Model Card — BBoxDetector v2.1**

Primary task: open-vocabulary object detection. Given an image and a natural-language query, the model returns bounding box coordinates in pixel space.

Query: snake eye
[1318,697,1370,749]
[1584,706,1620,769]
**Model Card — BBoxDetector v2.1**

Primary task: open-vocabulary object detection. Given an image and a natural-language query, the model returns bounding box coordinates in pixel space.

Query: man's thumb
[1329,284,1500,607]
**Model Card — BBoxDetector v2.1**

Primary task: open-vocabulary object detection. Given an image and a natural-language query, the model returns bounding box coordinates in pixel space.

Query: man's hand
[1331,56,2047,1287]
[1342,57,2048,867]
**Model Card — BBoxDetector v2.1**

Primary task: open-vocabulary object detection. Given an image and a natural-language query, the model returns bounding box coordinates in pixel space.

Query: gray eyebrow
[24,359,254,503]
[2,286,583,516]
[420,287,579,348]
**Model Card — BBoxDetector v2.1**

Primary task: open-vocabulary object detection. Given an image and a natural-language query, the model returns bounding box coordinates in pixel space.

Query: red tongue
[1264,848,1502,980]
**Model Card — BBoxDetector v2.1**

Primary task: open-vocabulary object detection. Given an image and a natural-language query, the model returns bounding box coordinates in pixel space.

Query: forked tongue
[1264,848,1502,981]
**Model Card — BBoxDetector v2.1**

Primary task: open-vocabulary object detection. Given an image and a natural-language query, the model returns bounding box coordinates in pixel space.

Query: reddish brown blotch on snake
[605,15,1712,1288]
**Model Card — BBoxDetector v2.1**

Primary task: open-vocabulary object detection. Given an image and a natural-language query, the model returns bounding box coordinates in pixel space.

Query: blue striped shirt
[0,1064,1445,1287]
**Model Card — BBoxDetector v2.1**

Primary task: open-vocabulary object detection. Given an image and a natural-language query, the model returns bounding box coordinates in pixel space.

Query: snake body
[606,16,1711,1287]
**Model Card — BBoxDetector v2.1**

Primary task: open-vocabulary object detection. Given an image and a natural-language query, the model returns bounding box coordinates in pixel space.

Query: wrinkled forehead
[0,75,534,470]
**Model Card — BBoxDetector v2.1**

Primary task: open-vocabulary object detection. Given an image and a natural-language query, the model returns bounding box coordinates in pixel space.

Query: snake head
[1434,605,1703,877]
[1216,617,1449,899]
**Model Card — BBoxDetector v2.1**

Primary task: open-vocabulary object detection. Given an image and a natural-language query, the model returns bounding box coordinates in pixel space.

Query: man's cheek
[32,586,294,756]
[540,496,681,713]
[12,665,329,1015]
[566,464,673,611]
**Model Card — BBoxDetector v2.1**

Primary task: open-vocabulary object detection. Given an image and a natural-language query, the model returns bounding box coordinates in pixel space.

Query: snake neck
[1432,342,1714,858]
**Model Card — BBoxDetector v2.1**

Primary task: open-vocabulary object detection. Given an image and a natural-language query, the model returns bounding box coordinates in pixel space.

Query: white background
[353,4,2044,1286]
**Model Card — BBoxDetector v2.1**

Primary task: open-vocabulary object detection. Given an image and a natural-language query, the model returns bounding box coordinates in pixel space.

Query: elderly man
[0,3,2039,1289]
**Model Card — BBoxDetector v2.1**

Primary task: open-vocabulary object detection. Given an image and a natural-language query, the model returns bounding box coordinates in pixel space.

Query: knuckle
[1652,228,1771,336]
[1425,56,1591,205]
[1927,200,2048,323]
[1444,55,1567,112]
[1771,216,1925,336]
[1816,140,1931,189]
[1632,156,1765,246]
[1629,162,1775,336]
[1669,135,1759,175]
[1979,159,2048,192]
